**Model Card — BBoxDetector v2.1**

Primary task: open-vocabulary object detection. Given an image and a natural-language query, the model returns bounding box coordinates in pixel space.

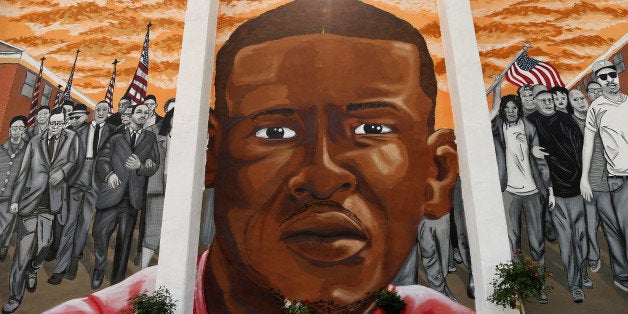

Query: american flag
[505,52,565,88]
[52,84,63,108]
[105,59,119,116]
[27,57,45,127]
[125,23,151,105]
[59,49,81,106]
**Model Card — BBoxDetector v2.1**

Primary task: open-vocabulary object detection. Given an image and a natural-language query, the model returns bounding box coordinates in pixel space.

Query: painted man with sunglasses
[581,59,628,292]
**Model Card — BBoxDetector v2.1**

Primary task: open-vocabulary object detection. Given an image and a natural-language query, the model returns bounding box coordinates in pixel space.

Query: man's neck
[9,137,21,145]
[556,108,569,114]
[603,91,626,103]
[130,124,142,132]
[39,123,48,131]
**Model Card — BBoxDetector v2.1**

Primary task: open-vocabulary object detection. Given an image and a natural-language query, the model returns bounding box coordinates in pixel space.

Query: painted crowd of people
[0,95,174,314]
[487,59,628,304]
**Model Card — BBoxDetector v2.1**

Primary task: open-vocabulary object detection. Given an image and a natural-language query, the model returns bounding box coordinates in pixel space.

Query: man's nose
[288,135,356,200]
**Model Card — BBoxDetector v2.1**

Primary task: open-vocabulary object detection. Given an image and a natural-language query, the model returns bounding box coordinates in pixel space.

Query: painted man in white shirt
[581,59,628,292]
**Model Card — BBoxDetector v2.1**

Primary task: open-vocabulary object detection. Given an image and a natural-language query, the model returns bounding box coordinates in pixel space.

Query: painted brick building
[0,40,95,142]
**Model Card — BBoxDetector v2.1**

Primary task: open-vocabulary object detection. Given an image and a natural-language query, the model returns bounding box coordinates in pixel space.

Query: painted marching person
[0,116,28,262]
[91,103,159,289]
[581,60,628,292]
[3,107,80,314]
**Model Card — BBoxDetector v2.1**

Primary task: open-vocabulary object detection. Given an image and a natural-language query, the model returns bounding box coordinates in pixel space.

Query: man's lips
[280,201,368,263]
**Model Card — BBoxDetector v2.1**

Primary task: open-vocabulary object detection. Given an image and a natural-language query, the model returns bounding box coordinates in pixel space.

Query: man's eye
[354,124,392,135]
[255,127,296,139]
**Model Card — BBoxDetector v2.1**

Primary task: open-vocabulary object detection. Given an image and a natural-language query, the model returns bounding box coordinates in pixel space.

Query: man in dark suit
[2,107,79,314]
[91,103,159,289]
[48,101,116,284]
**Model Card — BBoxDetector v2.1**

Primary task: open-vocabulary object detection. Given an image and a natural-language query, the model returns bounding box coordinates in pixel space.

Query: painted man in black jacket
[527,86,588,303]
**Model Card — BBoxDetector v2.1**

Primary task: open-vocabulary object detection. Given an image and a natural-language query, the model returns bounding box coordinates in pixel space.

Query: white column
[155,0,219,313]
[436,1,515,313]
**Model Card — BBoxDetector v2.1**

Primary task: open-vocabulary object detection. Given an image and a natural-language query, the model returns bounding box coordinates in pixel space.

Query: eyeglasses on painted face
[10,126,25,131]
[68,116,81,120]
[598,72,618,80]
[49,121,65,127]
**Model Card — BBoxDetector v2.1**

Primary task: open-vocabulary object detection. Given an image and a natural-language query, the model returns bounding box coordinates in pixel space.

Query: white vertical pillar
[436,1,515,313]
[155,0,219,313]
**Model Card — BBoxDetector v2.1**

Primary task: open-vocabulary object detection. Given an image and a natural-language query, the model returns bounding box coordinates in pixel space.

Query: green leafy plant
[125,286,177,314]
[488,250,553,310]
[375,289,407,314]
[282,298,310,314]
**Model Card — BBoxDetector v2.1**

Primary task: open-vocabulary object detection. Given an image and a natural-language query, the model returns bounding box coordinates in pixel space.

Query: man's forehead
[11,121,25,126]
[231,33,419,86]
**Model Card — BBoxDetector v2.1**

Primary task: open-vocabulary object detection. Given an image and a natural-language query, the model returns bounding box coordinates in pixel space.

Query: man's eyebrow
[346,101,399,112]
[250,108,295,119]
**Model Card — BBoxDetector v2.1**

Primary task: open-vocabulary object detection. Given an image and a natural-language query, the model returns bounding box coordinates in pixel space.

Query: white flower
[283,299,292,308]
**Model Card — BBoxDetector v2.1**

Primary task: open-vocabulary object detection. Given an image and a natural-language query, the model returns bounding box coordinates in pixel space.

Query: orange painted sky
[1,0,626,127]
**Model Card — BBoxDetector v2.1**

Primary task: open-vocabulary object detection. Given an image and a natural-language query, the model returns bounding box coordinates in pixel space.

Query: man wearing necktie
[3,107,79,313]
[92,103,159,289]
[48,101,116,285]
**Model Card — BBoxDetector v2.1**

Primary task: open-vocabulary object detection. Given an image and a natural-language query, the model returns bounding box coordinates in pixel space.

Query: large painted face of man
[49,112,65,137]
[211,33,457,306]
[569,89,588,114]
[596,68,620,95]
[94,102,109,124]
[535,92,555,116]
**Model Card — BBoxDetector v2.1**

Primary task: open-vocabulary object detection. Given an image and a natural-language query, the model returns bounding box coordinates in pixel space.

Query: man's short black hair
[498,94,523,123]
[131,104,148,114]
[215,0,437,131]
[10,115,28,126]
[50,106,66,119]
[120,96,132,103]
[144,94,157,103]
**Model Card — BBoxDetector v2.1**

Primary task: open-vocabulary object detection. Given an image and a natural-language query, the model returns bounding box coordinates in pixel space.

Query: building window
[582,77,588,87]
[576,85,582,92]
[41,84,52,106]
[20,71,36,97]
[613,52,625,73]
[590,71,596,81]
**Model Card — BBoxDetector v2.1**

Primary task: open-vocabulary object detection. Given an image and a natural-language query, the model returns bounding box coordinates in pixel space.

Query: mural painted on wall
[0,1,183,313]
[1,0,626,313]
[473,0,628,311]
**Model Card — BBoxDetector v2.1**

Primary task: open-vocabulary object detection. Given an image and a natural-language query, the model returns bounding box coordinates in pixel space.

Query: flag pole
[485,42,532,95]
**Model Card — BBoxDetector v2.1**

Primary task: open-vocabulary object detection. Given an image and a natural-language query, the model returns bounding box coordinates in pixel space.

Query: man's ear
[424,128,459,219]
[205,111,221,188]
